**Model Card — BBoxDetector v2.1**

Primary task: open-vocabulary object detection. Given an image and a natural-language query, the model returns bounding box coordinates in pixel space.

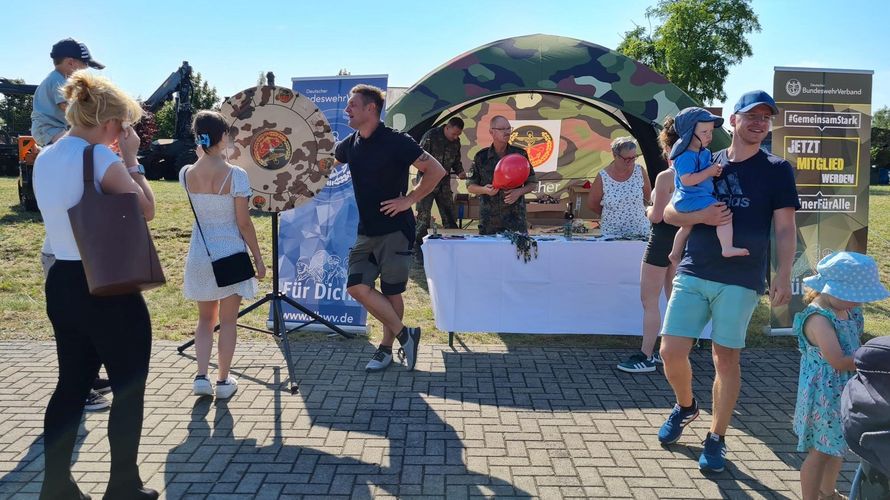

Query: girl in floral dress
[793,252,889,500]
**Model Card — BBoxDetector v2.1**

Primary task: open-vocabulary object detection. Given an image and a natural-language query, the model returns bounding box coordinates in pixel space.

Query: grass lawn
[2,177,889,348]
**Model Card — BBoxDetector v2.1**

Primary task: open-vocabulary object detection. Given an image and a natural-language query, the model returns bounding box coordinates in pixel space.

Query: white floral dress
[181,165,258,301]
[598,164,650,238]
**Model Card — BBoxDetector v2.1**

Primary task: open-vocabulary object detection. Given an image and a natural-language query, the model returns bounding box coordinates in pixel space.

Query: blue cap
[803,252,890,303]
[669,107,724,160]
[733,90,778,114]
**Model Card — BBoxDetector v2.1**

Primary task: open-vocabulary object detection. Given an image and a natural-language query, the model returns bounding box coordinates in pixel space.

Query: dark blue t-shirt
[677,149,799,293]
[335,122,423,238]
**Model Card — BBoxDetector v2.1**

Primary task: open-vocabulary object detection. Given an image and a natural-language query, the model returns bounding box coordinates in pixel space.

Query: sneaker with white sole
[651,351,663,365]
[397,326,421,371]
[92,377,112,395]
[215,377,238,400]
[366,346,393,372]
[699,432,727,473]
[84,389,110,411]
[658,399,700,444]
[193,377,213,397]
[617,352,657,373]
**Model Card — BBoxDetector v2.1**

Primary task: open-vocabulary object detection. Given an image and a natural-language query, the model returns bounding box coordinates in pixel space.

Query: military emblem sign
[510,125,554,168]
[219,85,336,212]
[507,120,561,173]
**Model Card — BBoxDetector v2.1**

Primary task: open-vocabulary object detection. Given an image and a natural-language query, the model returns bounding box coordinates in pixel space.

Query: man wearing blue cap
[656,91,800,473]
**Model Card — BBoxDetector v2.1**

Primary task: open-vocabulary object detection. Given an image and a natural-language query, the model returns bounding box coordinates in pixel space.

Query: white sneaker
[365,347,393,372]
[397,327,421,371]
[193,377,213,397]
[215,377,238,400]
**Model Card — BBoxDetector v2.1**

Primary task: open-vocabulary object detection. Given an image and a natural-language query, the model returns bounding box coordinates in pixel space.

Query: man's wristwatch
[127,164,146,176]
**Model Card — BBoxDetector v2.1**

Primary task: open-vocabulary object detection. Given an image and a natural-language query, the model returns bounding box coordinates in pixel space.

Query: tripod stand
[178,212,355,394]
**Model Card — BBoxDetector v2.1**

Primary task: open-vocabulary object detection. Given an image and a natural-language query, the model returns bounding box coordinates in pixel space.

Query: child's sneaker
[657,399,699,444]
[699,432,727,473]
[92,377,112,394]
[193,376,213,397]
[215,377,238,400]
[84,389,110,411]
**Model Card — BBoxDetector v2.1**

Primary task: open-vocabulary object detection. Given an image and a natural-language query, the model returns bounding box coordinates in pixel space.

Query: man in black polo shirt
[336,84,446,372]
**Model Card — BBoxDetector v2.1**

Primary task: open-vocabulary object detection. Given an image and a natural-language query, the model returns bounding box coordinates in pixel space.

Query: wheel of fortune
[218,85,335,212]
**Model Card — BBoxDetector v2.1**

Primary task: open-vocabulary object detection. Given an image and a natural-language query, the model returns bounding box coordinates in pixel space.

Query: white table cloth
[423,235,665,335]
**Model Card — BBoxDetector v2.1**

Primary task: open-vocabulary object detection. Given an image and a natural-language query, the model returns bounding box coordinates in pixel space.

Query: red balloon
[493,153,531,189]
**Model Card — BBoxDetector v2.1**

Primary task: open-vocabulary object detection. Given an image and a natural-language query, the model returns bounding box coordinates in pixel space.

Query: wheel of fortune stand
[218,85,335,212]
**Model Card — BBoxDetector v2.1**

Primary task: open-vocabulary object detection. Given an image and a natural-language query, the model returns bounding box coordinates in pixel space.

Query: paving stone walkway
[0,340,859,499]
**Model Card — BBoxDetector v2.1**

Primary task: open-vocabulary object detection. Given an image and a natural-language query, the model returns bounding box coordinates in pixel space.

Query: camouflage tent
[386,34,729,183]
[446,93,643,204]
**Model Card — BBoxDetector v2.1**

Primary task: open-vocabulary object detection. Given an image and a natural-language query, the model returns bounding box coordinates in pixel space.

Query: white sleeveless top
[180,165,258,301]
[598,164,650,238]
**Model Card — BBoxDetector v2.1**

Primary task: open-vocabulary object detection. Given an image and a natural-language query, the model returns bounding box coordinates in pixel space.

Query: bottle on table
[563,202,574,239]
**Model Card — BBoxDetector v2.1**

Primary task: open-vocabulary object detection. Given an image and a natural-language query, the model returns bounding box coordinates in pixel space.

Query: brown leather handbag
[68,144,166,296]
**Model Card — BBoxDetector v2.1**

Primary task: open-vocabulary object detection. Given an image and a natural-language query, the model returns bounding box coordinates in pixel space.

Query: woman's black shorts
[643,221,680,268]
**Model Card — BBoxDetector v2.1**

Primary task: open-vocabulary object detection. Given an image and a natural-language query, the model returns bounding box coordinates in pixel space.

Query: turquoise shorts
[660,274,760,349]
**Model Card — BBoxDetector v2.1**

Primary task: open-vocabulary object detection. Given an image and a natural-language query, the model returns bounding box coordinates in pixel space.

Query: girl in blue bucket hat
[793,251,890,500]
[666,107,748,265]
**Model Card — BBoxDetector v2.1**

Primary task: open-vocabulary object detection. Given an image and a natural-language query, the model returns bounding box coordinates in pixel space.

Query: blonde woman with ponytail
[33,70,158,500]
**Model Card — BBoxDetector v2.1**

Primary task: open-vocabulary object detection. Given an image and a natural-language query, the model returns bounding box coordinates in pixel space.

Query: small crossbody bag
[184,168,255,287]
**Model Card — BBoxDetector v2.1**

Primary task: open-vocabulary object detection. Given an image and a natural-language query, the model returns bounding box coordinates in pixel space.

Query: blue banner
[272,75,388,333]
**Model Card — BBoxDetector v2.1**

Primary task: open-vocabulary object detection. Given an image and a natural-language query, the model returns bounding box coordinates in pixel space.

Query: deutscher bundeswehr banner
[771,67,873,329]
[270,75,387,334]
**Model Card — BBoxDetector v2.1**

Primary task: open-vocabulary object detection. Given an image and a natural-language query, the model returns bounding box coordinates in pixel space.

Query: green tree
[153,72,220,139]
[871,106,890,167]
[873,105,890,130]
[0,78,35,135]
[617,0,761,105]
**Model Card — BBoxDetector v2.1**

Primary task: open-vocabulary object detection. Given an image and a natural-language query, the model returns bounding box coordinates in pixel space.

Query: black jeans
[40,261,152,500]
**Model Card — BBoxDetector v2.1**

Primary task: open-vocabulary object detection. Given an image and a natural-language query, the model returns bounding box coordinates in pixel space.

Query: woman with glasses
[586,136,652,239]
[618,119,680,374]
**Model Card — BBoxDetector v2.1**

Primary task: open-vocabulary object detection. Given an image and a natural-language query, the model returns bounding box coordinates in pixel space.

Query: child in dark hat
[31,38,105,147]
[666,107,748,265]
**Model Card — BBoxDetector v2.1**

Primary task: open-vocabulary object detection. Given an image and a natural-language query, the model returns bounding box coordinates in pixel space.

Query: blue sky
[2,0,888,114]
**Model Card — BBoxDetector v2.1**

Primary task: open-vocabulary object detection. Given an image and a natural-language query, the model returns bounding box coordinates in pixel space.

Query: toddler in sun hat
[793,251,889,500]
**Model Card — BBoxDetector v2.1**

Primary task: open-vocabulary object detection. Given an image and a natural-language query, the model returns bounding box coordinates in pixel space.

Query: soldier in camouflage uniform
[414,117,466,248]
[467,115,536,235]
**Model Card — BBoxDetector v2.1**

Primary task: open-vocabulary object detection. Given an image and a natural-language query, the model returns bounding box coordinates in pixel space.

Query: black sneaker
[366,346,393,372]
[397,327,421,371]
[84,389,110,411]
[92,378,112,395]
